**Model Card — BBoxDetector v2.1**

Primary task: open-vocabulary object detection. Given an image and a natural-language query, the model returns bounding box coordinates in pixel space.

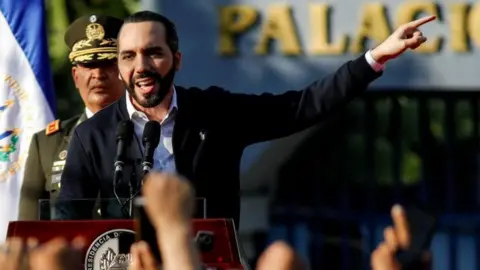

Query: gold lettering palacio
[218,2,480,56]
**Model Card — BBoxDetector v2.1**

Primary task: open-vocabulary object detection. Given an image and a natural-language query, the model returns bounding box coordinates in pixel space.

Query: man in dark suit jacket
[18,14,125,220]
[55,11,436,225]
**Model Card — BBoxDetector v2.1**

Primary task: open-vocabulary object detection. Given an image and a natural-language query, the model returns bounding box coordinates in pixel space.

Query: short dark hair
[122,11,179,53]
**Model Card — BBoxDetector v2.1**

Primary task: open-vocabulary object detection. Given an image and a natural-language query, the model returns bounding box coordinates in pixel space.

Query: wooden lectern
[7,219,246,270]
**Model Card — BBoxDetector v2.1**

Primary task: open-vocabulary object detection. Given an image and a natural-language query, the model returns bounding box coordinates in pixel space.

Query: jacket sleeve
[54,130,99,219]
[18,134,46,220]
[212,54,382,144]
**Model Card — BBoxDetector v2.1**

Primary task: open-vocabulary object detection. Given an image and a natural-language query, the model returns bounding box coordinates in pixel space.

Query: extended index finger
[407,15,436,28]
[391,205,410,249]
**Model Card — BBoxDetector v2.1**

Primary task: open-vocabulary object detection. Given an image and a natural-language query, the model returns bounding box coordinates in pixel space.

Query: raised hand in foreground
[371,205,431,270]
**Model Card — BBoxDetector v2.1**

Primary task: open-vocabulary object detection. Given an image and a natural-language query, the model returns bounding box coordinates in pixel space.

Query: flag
[0,0,56,240]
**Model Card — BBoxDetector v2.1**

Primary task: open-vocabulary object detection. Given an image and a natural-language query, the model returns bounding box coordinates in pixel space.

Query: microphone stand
[141,161,153,185]
[127,162,152,203]
[114,160,130,218]
[114,120,134,218]
[128,178,134,217]
[124,162,152,218]
[120,178,137,218]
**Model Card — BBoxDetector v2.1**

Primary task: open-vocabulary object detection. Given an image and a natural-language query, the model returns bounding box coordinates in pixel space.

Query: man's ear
[71,66,79,89]
[174,52,182,71]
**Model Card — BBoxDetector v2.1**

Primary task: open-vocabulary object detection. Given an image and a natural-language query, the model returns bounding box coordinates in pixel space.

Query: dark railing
[260,90,480,270]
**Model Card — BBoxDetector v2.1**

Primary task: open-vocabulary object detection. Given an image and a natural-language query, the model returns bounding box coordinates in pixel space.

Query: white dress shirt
[85,108,94,118]
[126,89,178,173]
[365,50,385,72]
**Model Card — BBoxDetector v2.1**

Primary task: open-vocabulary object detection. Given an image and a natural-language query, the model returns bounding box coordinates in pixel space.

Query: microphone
[122,121,160,217]
[141,121,161,175]
[113,120,134,218]
[115,120,134,173]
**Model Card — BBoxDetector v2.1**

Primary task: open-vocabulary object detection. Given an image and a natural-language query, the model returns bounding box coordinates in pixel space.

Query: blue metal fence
[260,91,480,270]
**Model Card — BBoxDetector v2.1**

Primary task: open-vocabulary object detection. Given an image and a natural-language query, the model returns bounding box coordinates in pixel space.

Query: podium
[11,198,247,269]
[7,219,246,270]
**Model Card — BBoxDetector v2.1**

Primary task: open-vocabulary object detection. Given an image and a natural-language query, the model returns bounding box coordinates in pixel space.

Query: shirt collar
[125,87,178,123]
[85,108,94,118]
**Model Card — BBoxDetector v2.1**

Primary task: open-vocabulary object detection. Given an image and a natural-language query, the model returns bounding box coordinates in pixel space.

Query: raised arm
[213,16,436,145]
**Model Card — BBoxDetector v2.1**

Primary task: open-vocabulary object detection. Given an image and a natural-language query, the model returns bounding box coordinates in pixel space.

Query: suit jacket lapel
[55,112,87,160]
[172,88,189,176]
[63,112,88,144]
[172,87,199,180]
[76,112,88,124]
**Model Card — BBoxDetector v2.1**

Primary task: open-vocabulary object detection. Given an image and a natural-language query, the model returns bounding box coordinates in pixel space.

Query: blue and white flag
[0,0,56,240]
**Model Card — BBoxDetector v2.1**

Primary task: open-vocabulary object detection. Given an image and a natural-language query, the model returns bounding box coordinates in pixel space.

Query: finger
[34,237,69,265]
[129,243,141,270]
[371,243,395,270]
[71,236,86,250]
[402,27,420,38]
[41,238,69,260]
[383,226,399,251]
[410,37,426,49]
[257,241,307,270]
[44,238,68,252]
[404,35,428,49]
[0,242,8,265]
[406,15,436,29]
[5,238,24,270]
[137,241,158,270]
[411,30,423,38]
[26,237,39,250]
[391,205,410,248]
[406,30,423,40]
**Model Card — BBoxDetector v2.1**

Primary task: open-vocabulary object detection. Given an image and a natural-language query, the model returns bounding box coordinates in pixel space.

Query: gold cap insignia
[85,23,105,41]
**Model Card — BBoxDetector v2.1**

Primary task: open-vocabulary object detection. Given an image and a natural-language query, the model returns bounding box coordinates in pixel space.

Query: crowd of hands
[1,172,431,270]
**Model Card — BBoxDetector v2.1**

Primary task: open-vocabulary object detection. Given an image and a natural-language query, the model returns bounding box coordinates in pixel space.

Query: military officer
[18,14,125,220]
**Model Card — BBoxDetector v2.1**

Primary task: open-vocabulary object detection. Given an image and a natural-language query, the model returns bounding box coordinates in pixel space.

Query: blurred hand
[141,172,201,270]
[370,15,436,64]
[256,241,307,270]
[129,241,157,270]
[141,172,195,229]
[0,237,84,270]
[371,205,431,270]
[29,237,85,270]
[0,237,29,270]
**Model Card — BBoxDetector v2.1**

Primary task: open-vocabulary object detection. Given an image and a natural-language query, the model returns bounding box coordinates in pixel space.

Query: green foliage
[46,0,140,119]
[344,97,422,186]
[344,96,478,187]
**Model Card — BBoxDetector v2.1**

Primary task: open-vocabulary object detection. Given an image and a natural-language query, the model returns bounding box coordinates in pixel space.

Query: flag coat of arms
[0,0,56,240]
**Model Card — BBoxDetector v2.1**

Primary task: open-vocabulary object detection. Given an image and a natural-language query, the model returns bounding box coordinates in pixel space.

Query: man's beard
[123,66,176,108]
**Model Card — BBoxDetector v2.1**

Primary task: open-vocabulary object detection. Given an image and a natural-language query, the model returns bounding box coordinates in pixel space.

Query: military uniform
[19,114,87,219]
[18,14,123,220]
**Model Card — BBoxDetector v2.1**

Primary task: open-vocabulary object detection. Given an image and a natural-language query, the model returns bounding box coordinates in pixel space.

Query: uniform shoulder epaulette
[45,119,61,136]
